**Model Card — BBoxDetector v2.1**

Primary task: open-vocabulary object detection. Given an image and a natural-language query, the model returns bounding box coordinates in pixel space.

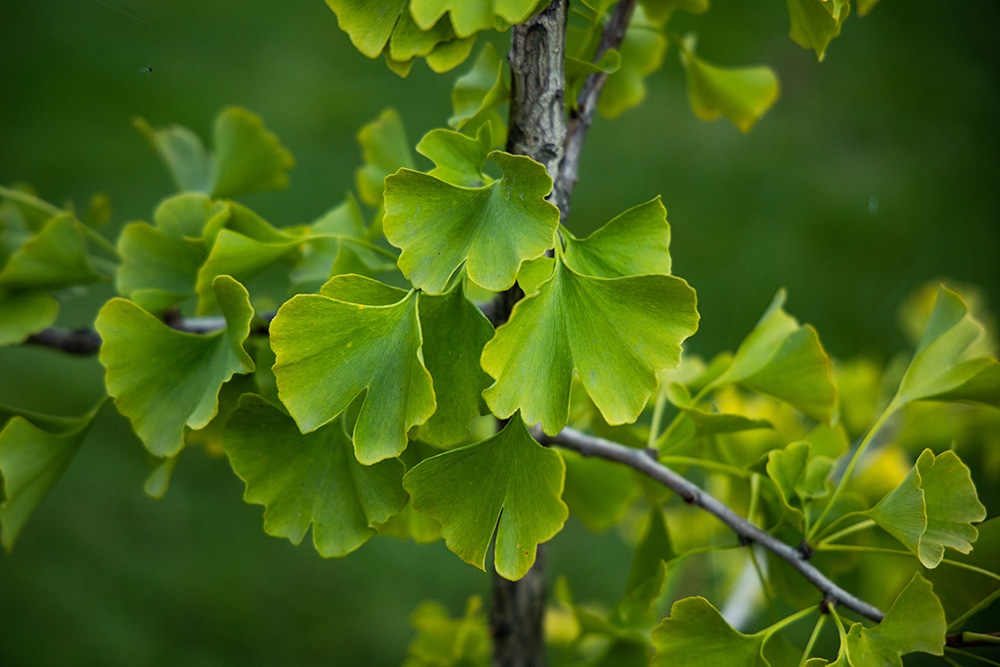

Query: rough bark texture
[491,1,568,666]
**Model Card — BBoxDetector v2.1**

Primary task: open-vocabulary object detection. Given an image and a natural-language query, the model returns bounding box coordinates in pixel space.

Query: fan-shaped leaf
[416,284,494,446]
[711,290,835,421]
[0,293,58,345]
[0,213,103,292]
[651,596,767,666]
[210,107,294,198]
[482,257,698,434]
[598,8,668,118]
[384,151,559,294]
[563,197,671,277]
[679,37,779,133]
[270,275,435,464]
[449,43,510,142]
[96,276,255,457]
[224,394,407,558]
[0,402,103,551]
[416,125,493,187]
[867,449,987,568]
[786,0,849,61]
[894,285,1000,409]
[134,117,213,193]
[356,109,416,206]
[403,417,567,580]
[410,0,542,38]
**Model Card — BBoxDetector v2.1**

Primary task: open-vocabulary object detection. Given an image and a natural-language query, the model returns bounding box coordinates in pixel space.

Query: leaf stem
[799,613,827,667]
[949,588,1000,632]
[946,647,1000,666]
[808,401,898,540]
[817,519,876,546]
[537,426,886,622]
[647,380,670,450]
[658,456,752,479]
[765,605,815,636]
[818,544,1000,581]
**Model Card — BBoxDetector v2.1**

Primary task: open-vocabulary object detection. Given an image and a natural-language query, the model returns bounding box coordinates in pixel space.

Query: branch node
[797,540,815,560]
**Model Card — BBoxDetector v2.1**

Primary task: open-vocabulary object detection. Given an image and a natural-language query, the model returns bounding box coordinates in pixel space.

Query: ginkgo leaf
[424,34,478,73]
[325,0,407,58]
[651,596,768,666]
[0,293,58,345]
[270,275,436,464]
[415,284,494,446]
[416,125,493,187]
[211,107,294,198]
[786,0,849,61]
[679,36,780,133]
[449,43,510,142]
[709,290,836,421]
[406,597,491,666]
[389,10,457,62]
[0,401,103,551]
[356,109,416,206]
[563,197,672,277]
[867,449,987,568]
[835,574,945,666]
[483,256,698,435]
[403,417,567,580]
[640,0,709,26]
[765,440,834,529]
[96,276,255,457]
[383,151,559,294]
[0,213,103,292]
[224,394,408,558]
[893,285,1000,409]
[137,107,293,199]
[410,0,541,38]
[659,383,772,450]
[622,507,674,616]
[598,8,668,119]
[134,117,213,193]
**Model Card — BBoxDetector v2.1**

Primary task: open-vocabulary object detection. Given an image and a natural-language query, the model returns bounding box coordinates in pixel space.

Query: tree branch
[535,426,888,623]
[555,0,637,220]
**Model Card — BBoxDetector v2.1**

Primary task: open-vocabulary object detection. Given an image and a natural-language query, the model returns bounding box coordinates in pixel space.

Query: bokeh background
[1,0,997,665]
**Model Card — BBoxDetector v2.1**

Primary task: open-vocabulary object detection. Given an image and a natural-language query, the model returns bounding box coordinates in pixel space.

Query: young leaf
[211,107,295,199]
[403,418,568,580]
[415,284,494,446]
[449,43,510,142]
[383,151,559,294]
[0,402,103,551]
[709,290,836,421]
[96,276,255,457]
[0,213,103,292]
[270,275,435,464]
[786,0,849,61]
[598,8,669,119]
[134,117,213,193]
[622,507,675,616]
[224,394,408,558]
[409,0,542,39]
[651,596,767,666]
[416,125,493,187]
[835,574,945,666]
[893,285,1000,409]
[679,36,780,133]
[482,257,699,435]
[866,449,987,568]
[562,197,672,277]
[405,597,491,666]
[356,109,416,206]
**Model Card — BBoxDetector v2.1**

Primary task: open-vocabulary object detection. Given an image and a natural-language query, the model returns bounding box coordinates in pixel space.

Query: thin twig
[535,425,887,623]
[555,0,638,220]
[946,631,1000,649]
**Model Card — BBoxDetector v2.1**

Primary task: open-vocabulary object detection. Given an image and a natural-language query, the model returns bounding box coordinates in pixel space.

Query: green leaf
[679,36,780,133]
[562,197,672,277]
[786,0,849,61]
[867,449,987,568]
[0,403,102,551]
[415,284,494,446]
[640,0,709,26]
[356,109,416,207]
[598,8,669,119]
[134,117,213,193]
[622,507,674,616]
[710,290,836,421]
[210,106,295,199]
[424,34,478,74]
[449,43,510,143]
[0,213,103,292]
[404,596,491,667]
[893,285,1000,409]
[325,0,407,58]
[384,151,559,293]
[0,293,58,345]
[416,125,493,187]
[224,394,407,557]
[270,275,436,464]
[483,256,698,434]
[96,276,255,457]
[410,0,542,38]
[403,418,567,579]
[651,596,767,666]
[837,574,945,666]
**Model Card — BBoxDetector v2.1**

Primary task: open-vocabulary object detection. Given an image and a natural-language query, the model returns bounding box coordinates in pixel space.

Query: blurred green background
[0,0,997,665]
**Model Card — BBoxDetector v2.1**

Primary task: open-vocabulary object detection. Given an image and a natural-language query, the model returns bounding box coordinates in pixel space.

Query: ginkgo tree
[2,0,999,665]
